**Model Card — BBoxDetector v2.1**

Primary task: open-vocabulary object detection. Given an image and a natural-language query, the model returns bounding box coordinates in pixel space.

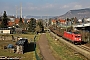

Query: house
[0,28,13,40]
[0,28,11,34]
[15,18,24,24]
[86,18,90,22]
[8,21,14,27]
[51,19,56,25]
[8,18,25,27]
[15,18,20,24]
[58,19,66,24]
[56,19,66,26]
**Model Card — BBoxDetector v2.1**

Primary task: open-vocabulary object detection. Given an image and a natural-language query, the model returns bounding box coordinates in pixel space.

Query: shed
[16,38,28,54]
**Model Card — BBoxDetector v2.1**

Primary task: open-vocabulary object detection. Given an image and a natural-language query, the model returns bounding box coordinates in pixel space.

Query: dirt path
[38,33,56,60]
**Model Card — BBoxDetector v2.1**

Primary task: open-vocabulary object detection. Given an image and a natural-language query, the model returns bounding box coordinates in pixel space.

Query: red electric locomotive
[63,31,82,44]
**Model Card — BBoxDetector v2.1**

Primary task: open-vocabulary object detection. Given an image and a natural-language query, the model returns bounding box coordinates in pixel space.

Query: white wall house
[0,28,10,34]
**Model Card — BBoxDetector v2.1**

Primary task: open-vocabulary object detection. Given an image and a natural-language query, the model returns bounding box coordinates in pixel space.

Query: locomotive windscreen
[73,32,80,34]
[75,36,81,38]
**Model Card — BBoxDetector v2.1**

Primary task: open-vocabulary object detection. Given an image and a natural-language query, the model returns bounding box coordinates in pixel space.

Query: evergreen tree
[35,25,41,33]
[19,17,24,28]
[1,11,9,28]
[82,18,84,23]
[36,20,44,33]
[28,18,36,32]
[0,17,2,21]
[49,18,52,25]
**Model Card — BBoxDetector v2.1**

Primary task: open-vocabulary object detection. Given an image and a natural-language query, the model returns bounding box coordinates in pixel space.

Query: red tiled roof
[15,18,24,24]
[8,21,14,26]
[52,19,56,23]
[8,18,24,26]
[58,19,66,23]
[15,18,19,24]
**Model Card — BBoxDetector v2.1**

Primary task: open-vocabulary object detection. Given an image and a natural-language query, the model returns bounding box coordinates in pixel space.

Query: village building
[51,19,56,25]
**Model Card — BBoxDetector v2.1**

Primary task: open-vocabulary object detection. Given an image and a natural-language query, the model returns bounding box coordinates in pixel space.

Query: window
[75,36,81,38]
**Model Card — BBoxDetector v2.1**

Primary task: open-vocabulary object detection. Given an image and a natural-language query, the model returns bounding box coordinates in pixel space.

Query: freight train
[50,27,82,44]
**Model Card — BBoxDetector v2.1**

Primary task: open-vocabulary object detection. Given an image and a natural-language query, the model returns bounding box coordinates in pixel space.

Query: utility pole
[66,18,67,31]
[46,16,48,29]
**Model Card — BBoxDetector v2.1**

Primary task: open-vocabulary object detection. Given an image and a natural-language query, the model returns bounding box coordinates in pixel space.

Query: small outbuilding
[16,38,28,54]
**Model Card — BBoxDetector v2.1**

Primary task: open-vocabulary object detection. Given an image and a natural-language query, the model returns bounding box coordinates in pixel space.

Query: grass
[0,33,36,60]
[14,33,35,42]
[46,33,88,60]
[35,33,43,60]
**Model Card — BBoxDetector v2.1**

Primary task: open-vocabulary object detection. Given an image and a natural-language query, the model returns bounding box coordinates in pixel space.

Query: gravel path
[38,33,56,60]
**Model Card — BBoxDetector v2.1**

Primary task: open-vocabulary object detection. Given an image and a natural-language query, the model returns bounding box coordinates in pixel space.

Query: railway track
[50,32,90,59]
[77,45,90,52]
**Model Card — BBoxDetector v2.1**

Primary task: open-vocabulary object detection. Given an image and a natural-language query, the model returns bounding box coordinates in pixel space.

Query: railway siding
[50,32,90,60]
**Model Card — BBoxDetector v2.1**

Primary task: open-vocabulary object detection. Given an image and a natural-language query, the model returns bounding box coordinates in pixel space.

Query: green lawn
[0,33,36,60]
[46,33,88,60]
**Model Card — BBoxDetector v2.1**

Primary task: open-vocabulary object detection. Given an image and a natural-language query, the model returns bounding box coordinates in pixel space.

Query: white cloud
[61,5,69,9]
[44,3,54,8]
[23,3,56,11]
[27,7,38,10]
[63,5,69,8]
[60,2,83,10]
[1,1,90,16]
[22,2,87,15]
[74,5,82,9]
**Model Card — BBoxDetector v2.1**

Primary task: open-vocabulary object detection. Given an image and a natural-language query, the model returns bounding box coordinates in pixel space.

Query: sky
[0,0,90,16]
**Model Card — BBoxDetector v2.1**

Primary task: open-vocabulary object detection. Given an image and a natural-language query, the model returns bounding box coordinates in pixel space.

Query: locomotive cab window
[75,36,81,38]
